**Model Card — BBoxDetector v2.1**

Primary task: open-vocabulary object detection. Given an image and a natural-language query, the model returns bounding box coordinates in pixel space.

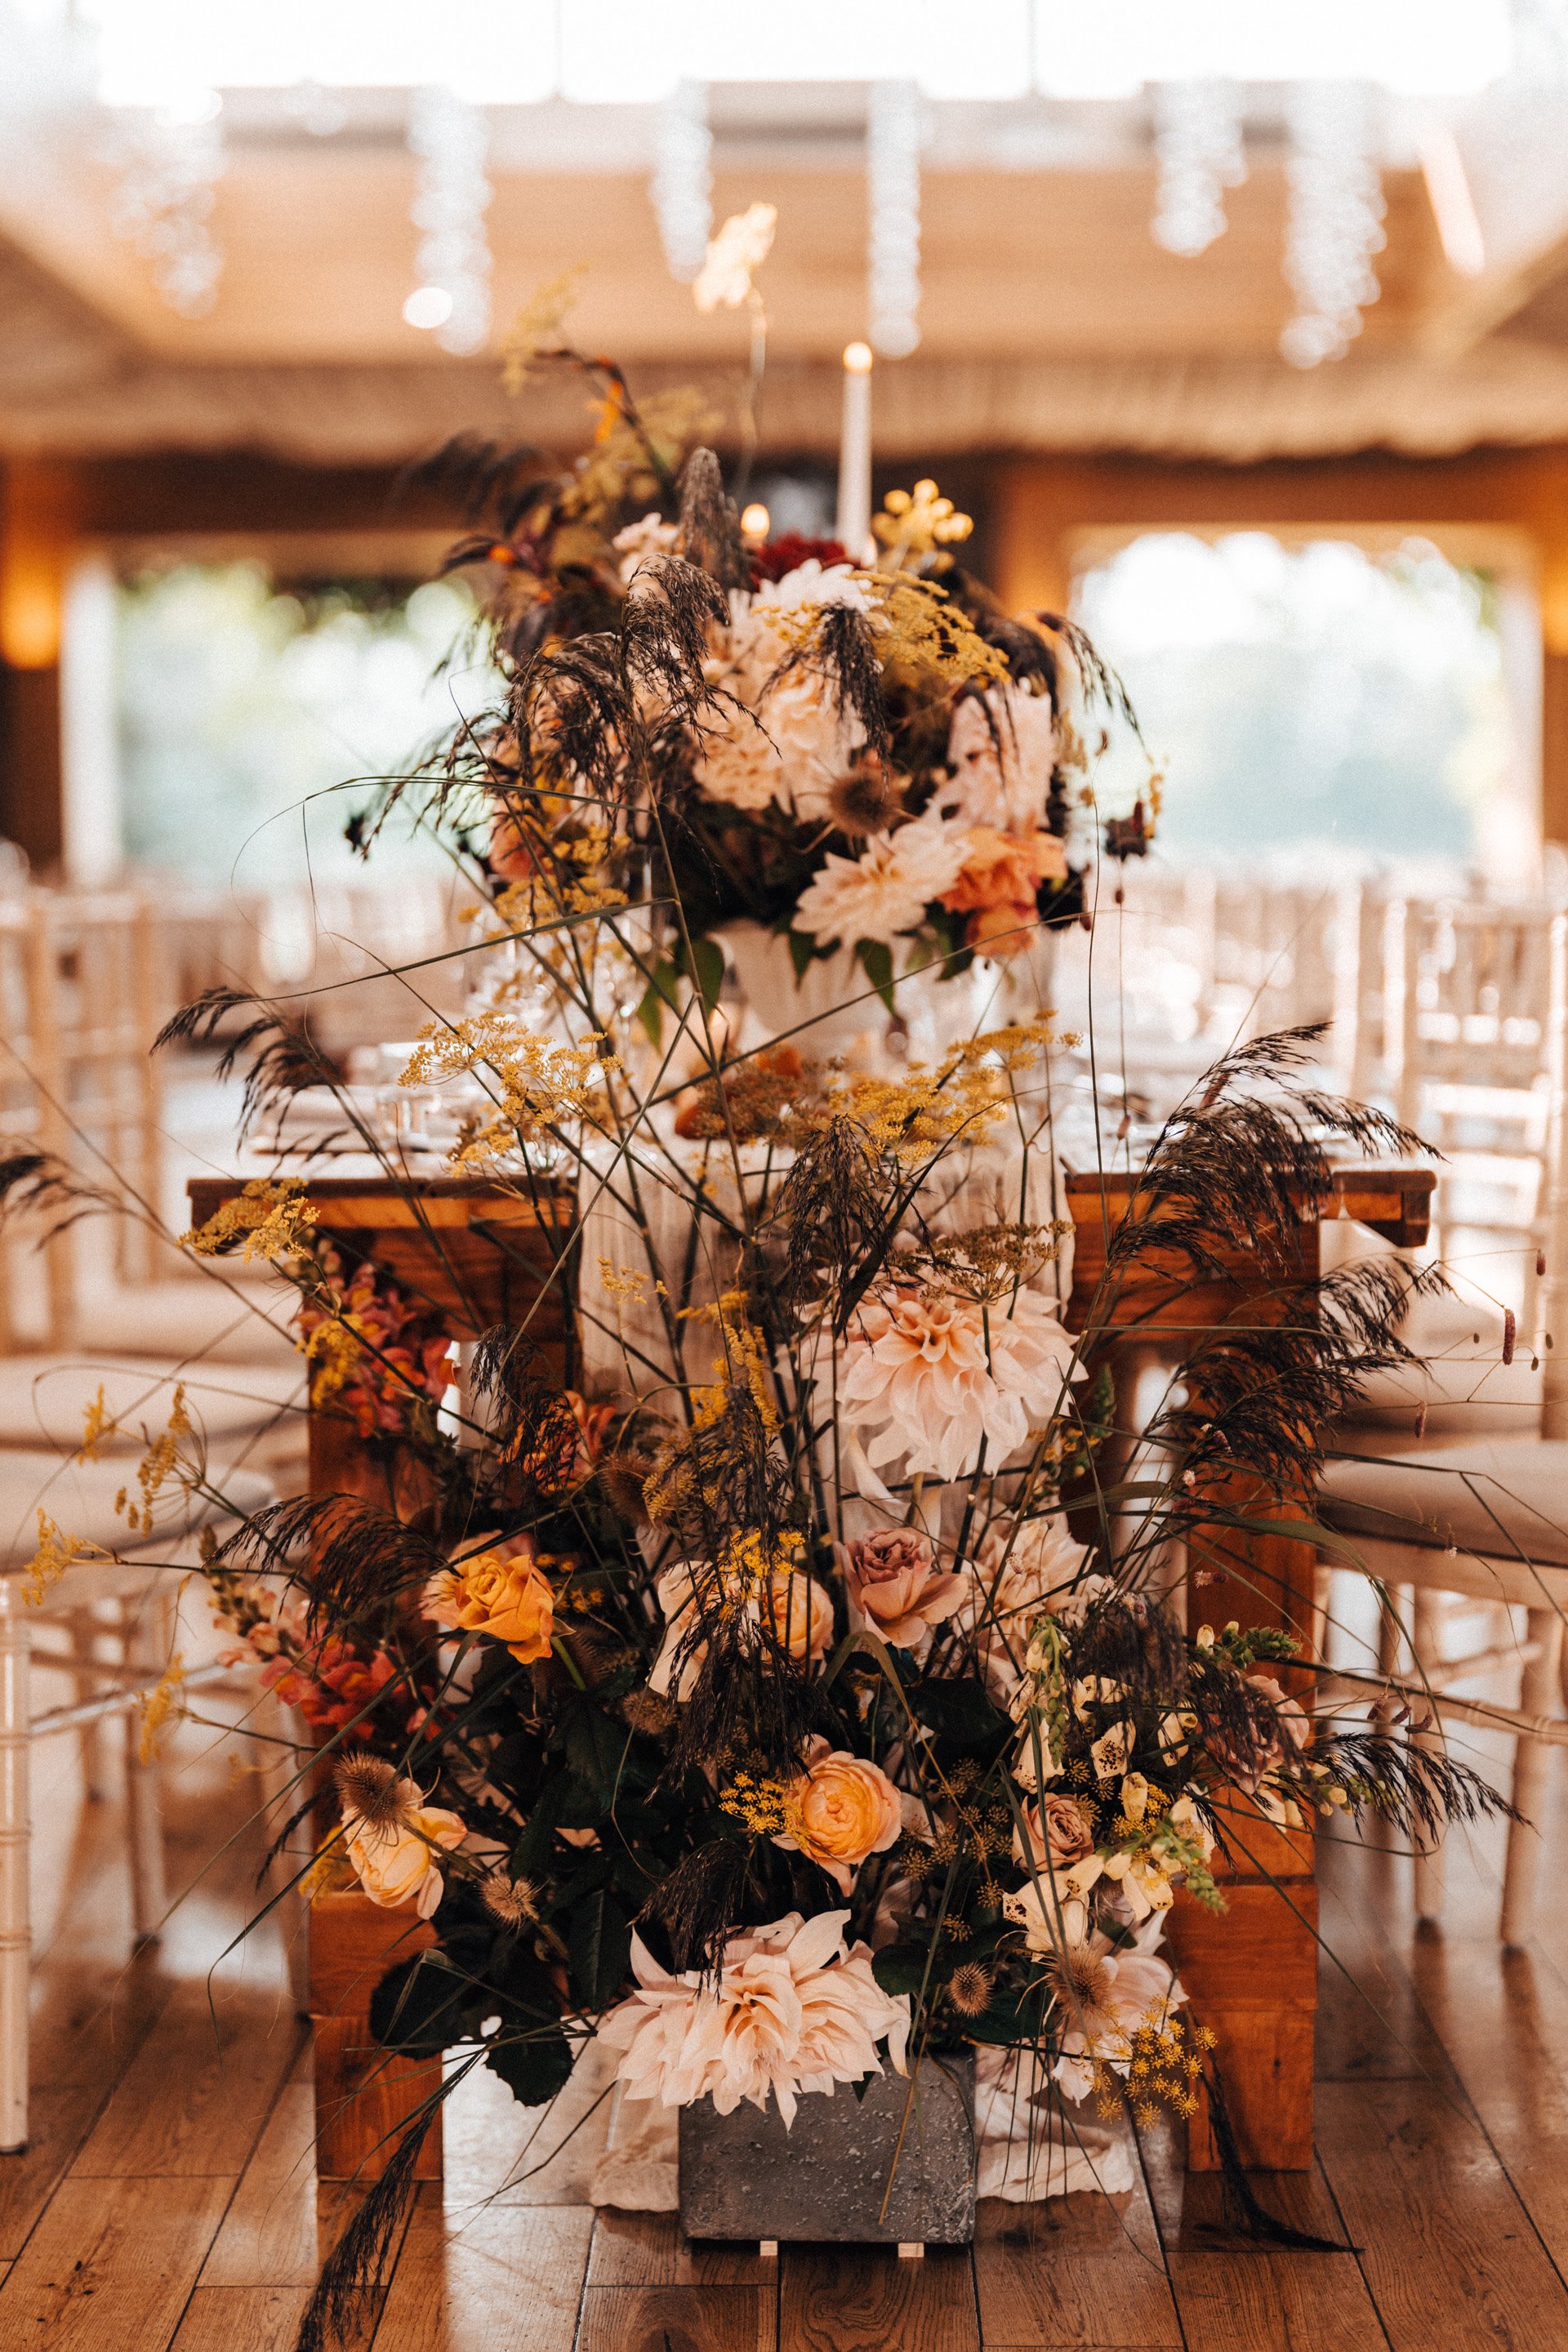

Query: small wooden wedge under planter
[678,2051,975,2256]
[309,1888,443,2183]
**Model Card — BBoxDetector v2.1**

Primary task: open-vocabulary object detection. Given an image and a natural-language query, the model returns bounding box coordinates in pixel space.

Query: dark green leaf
[484,2027,575,2107]
[510,1772,572,1878]
[786,927,817,981]
[857,937,897,1015]
[564,1702,628,1805]
[684,933,725,1013]
[912,1677,1012,1753]
[368,1954,470,2056]
[568,1886,632,2010]
[871,1943,933,1998]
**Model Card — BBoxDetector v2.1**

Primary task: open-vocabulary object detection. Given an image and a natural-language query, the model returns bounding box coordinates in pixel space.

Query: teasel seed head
[827,755,906,840]
[332,1753,408,1829]
[481,1871,540,1930]
[947,1962,996,2018]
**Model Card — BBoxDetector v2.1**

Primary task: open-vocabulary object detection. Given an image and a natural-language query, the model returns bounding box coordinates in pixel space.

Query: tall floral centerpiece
[90,301,1499,2341]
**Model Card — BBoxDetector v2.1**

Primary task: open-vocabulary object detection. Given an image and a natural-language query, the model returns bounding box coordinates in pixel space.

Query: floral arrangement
[396,310,1155,1041]
[62,311,1501,2352]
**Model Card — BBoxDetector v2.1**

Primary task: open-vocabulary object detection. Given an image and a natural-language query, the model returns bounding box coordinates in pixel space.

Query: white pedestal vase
[717,922,987,1068]
[716,922,882,1062]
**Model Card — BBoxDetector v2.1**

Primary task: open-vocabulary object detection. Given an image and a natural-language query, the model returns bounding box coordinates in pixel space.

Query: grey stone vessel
[677,2050,976,2245]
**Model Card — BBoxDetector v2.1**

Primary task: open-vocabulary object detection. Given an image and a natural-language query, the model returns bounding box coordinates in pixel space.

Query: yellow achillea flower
[117,1388,192,1538]
[24,1512,113,1606]
[402,1012,613,1165]
[137,1650,185,1766]
[719,1771,791,1837]
[598,1258,666,1307]
[77,1384,114,1463]
[685,1292,777,1432]
[181,1178,316,1264]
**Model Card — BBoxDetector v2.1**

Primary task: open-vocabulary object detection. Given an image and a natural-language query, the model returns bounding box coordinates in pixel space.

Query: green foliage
[369,1954,470,2057]
[484,2027,576,2107]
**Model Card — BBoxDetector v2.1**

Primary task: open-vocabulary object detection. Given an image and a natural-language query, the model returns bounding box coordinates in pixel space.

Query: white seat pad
[1340,1352,1542,1445]
[1319,1437,1568,1569]
[0,1453,275,1568]
[81,1280,302,1368]
[0,1356,305,1454]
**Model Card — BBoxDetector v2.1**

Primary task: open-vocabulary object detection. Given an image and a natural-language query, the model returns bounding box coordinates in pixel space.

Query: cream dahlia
[792,818,969,949]
[964,1513,1092,1699]
[599,1909,911,2127]
[612,511,679,584]
[838,1285,1080,1481]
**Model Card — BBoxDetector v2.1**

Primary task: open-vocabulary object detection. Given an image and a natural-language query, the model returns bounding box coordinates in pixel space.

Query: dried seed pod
[333,1753,407,1828]
[947,1962,996,2017]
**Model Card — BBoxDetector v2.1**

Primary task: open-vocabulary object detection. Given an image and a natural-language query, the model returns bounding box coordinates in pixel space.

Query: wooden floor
[6,1606,1568,2352]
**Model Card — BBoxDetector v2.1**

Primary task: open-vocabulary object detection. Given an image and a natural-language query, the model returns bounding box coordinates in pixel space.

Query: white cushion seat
[0,1452,275,1570]
[1319,1437,1568,1570]
[81,1279,302,1368]
[1338,1353,1544,1450]
[0,1356,305,1454]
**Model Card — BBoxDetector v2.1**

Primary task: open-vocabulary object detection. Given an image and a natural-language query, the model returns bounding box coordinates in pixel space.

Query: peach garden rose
[342,1786,467,1918]
[1014,1788,1098,1874]
[774,1735,904,1893]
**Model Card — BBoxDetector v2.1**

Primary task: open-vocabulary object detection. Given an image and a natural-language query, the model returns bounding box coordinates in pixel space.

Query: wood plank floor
[7,1585,1568,2351]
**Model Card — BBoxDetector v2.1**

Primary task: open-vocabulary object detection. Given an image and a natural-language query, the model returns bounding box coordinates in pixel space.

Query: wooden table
[1062,1161,1435,2171]
[192,1160,1434,2181]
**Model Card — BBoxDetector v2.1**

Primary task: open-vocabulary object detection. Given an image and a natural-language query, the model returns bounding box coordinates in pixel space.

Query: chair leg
[1375,1582,1408,1704]
[1410,1588,1447,1923]
[69,1607,112,1802]
[1501,1607,1566,1948]
[0,1583,31,2151]
[121,1602,169,1944]
[257,1690,311,2018]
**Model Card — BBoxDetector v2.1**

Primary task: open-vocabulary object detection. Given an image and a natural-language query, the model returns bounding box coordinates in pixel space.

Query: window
[1071,531,1535,884]
[114,561,493,889]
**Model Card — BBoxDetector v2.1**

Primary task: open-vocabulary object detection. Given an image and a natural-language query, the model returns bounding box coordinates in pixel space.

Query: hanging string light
[1152,79,1246,256]
[406,85,493,357]
[867,78,923,359]
[652,78,713,285]
[1280,80,1386,368]
[109,91,225,319]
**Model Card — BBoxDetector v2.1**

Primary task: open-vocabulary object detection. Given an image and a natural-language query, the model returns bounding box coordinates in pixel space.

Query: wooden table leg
[1166,1813,1317,2172]
[309,1891,443,2184]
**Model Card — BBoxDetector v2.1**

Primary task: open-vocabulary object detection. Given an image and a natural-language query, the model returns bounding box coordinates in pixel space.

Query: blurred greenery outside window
[115,562,499,889]
[1072,532,1533,884]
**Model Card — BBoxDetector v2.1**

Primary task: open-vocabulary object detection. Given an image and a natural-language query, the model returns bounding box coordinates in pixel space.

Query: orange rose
[939,825,1067,915]
[777,1735,904,1892]
[489,809,541,880]
[964,902,1038,957]
[425,1543,555,1664]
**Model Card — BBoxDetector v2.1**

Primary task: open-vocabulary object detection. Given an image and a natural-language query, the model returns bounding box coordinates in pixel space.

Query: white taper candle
[835,341,874,562]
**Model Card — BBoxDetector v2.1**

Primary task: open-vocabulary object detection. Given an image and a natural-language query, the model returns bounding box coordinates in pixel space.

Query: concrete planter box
[678,2051,976,2246]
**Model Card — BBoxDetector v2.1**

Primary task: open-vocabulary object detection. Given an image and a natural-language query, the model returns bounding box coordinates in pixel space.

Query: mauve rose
[1208,1671,1312,1797]
[1014,1789,1098,1873]
[837,1528,970,1650]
